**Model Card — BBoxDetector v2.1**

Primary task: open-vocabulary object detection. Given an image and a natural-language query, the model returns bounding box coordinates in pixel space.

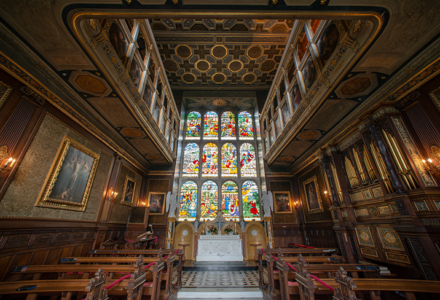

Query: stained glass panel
[221,111,236,140]
[202,143,218,177]
[221,143,238,177]
[238,112,253,140]
[186,111,201,140]
[242,181,260,221]
[240,143,257,177]
[203,111,219,139]
[182,143,199,177]
[201,181,218,220]
[179,181,197,221]
[221,181,239,220]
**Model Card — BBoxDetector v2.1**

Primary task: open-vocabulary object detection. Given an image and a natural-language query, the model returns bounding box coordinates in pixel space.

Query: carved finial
[334,267,359,300]
[85,268,108,300]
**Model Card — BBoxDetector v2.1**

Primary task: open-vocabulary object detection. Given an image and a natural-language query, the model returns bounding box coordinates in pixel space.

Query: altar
[196,235,244,261]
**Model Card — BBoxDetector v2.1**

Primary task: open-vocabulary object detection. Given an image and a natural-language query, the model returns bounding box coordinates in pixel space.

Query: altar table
[196,235,243,261]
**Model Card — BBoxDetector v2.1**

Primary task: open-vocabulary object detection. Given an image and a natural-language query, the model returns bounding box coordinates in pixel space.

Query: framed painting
[37,136,100,211]
[303,175,323,214]
[274,191,292,213]
[121,176,136,206]
[148,192,166,215]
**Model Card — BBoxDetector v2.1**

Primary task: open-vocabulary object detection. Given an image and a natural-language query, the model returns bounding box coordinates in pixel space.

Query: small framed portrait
[303,175,324,214]
[37,136,100,211]
[301,55,317,91]
[148,192,166,215]
[274,192,292,213]
[121,176,136,206]
[108,20,129,63]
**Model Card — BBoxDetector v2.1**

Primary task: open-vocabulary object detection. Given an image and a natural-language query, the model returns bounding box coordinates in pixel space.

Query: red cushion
[288,281,298,286]
[273,270,279,273]
[143,282,153,287]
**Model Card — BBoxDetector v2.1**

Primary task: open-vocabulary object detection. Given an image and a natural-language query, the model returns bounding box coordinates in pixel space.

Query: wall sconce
[107,189,118,201]
[0,157,16,174]
[422,158,440,175]
[324,191,328,195]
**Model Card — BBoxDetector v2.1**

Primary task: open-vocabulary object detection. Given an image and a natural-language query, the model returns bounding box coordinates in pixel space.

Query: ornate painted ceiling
[153,19,292,89]
[0,0,439,175]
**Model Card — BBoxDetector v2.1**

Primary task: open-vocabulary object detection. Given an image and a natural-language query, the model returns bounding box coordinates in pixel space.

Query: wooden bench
[267,247,338,256]
[60,254,179,298]
[279,255,440,300]
[2,256,165,300]
[99,236,127,250]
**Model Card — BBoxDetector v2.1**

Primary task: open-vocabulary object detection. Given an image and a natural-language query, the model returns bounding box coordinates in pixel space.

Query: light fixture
[324,191,328,194]
[0,157,16,174]
[422,158,440,175]
[107,189,118,201]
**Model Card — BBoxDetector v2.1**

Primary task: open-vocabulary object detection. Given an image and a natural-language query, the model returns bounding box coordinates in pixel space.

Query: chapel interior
[1,1,440,299]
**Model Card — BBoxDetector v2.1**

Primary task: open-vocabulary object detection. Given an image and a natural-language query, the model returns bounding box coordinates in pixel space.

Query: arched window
[182,143,199,177]
[238,112,253,140]
[221,181,239,220]
[200,181,218,220]
[186,111,201,140]
[202,143,218,177]
[240,143,257,177]
[179,181,197,221]
[221,111,236,140]
[203,111,218,139]
[221,143,238,177]
[242,181,260,221]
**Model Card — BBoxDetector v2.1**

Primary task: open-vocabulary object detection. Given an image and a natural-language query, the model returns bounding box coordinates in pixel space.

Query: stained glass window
[238,112,253,140]
[242,181,260,221]
[203,111,218,139]
[240,143,257,178]
[221,111,236,140]
[186,111,201,140]
[202,143,218,177]
[179,181,197,221]
[200,181,218,220]
[221,143,238,177]
[182,143,199,177]
[221,181,239,220]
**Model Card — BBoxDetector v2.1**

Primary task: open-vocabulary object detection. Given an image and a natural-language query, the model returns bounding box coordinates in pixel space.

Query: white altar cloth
[196,235,243,261]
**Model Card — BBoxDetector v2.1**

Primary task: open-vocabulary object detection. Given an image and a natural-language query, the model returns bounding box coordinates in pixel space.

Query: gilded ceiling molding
[0,52,149,174]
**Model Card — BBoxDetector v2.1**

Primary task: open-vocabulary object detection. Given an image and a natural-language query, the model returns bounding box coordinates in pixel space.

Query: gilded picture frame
[274,191,292,214]
[303,175,324,214]
[355,226,375,247]
[36,136,100,211]
[121,176,136,206]
[148,192,166,215]
[376,227,404,251]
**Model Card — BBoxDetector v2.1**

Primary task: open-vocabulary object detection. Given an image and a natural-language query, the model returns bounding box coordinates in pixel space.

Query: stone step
[177,287,263,299]
[183,261,258,271]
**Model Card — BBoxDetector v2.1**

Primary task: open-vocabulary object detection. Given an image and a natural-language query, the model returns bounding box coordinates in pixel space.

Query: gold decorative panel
[355,227,374,247]
[385,252,410,264]
[376,227,404,251]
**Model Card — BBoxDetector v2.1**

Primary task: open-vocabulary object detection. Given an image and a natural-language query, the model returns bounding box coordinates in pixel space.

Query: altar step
[177,287,263,299]
[183,261,259,271]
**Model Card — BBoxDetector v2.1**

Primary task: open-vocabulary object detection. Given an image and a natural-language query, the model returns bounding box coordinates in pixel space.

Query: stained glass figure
[240,143,257,177]
[242,181,260,221]
[200,181,218,220]
[221,111,236,140]
[179,181,197,221]
[202,143,218,177]
[203,111,219,139]
[221,143,238,177]
[238,112,253,140]
[186,111,201,140]
[182,143,199,177]
[221,181,239,220]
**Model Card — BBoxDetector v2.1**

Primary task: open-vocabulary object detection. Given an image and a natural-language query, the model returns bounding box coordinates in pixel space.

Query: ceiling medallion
[260,60,276,72]
[212,73,227,84]
[211,45,228,59]
[242,72,257,84]
[228,60,244,72]
[299,130,318,140]
[175,44,193,59]
[163,59,179,72]
[195,60,210,72]
[181,73,196,84]
[246,45,264,59]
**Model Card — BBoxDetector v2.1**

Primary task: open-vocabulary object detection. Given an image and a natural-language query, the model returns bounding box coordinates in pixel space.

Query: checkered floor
[173,270,268,288]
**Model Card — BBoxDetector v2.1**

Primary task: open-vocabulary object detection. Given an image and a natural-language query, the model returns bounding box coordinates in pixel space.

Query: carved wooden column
[320,155,339,207]
[367,123,405,193]
[264,215,274,249]
[165,216,176,249]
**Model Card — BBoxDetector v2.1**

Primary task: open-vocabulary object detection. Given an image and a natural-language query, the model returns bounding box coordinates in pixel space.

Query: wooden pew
[280,255,440,300]
[268,247,338,256]
[2,256,165,300]
[61,255,178,298]
[99,236,127,250]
